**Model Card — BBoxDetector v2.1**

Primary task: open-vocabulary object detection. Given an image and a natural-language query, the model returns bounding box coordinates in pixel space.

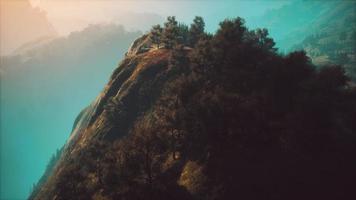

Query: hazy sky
[29,0,290,35]
[0,0,290,55]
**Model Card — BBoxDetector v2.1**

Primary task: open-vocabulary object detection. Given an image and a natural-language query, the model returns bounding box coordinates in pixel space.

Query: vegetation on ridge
[32,16,356,200]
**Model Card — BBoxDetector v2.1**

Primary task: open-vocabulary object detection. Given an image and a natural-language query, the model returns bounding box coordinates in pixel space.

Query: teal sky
[154,0,289,32]
[1,1,293,199]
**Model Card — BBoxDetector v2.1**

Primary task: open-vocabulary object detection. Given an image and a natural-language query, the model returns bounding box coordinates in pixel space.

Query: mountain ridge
[30,17,356,200]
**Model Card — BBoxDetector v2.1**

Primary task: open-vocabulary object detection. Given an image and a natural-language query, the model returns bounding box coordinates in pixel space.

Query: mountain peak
[30,16,356,200]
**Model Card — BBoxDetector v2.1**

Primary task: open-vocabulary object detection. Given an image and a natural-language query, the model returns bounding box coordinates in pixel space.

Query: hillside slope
[31,43,176,200]
[31,18,356,200]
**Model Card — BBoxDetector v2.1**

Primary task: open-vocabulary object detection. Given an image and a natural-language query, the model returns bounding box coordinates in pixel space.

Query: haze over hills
[249,0,337,51]
[249,0,356,80]
[0,0,164,56]
[0,0,57,55]
[28,0,288,35]
[29,0,166,35]
[0,24,141,200]
[292,1,356,80]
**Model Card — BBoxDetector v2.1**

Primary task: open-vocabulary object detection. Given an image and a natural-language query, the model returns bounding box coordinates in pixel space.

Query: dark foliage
[150,16,207,50]
[189,16,205,47]
[150,24,163,49]
[162,16,179,49]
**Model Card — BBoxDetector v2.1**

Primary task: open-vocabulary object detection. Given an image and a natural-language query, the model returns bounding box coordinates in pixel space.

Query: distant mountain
[112,12,164,32]
[250,0,355,80]
[12,35,57,55]
[0,0,57,55]
[249,0,338,51]
[292,1,356,81]
[0,24,142,200]
[45,11,164,36]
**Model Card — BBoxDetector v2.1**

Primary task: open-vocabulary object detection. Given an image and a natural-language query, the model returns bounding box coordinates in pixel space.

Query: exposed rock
[126,34,153,57]
[30,47,172,200]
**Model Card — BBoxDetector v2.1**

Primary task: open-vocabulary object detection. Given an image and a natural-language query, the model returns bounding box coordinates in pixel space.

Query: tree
[162,16,179,49]
[212,17,247,64]
[190,34,214,74]
[316,65,349,90]
[130,114,168,186]
[189,16,205,47]
[255,28,277,52]
[215,17,246,45]
[150,24,163,49]
[336,52,349,65]
[177,23,189,46]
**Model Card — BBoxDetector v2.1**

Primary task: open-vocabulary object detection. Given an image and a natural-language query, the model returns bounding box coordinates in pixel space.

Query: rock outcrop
[126,34,152,57]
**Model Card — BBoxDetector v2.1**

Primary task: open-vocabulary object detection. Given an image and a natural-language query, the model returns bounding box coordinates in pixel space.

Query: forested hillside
[31,16,356,200]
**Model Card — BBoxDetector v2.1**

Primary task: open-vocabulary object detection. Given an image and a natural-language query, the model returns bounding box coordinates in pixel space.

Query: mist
[30,0,288,35]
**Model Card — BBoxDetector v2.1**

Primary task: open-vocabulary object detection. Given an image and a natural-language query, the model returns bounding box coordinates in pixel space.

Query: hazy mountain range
[250,0,353,50]
[0,0,57,56]
[250,0,355,80]
[0,24,141,200]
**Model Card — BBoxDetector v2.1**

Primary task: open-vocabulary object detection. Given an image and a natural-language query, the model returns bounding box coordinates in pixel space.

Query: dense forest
[31,16,356,200]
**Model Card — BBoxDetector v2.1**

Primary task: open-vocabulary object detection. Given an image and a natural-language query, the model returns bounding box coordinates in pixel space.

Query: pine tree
[189,16,205,47]
[177,23,189,46]
[255,28,277,52]
[162,16,179,49]
[150,24,163,49]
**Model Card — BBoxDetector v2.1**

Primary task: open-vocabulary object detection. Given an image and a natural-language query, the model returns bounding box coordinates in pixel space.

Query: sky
[1,0,291,199]
[0,0,290,55]
[28,0,289,34]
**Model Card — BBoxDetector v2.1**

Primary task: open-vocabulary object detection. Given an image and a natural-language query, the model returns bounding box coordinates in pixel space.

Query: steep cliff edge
[31,43,174,199]
[31,18,356,200]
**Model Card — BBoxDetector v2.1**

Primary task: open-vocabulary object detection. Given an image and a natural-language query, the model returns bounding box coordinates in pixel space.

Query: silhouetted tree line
[29,146,64,199]
[149,16,206,49]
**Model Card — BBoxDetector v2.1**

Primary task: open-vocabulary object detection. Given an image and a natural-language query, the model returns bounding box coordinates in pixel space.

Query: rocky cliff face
[30,36,176,199]
[125,34,152,57]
